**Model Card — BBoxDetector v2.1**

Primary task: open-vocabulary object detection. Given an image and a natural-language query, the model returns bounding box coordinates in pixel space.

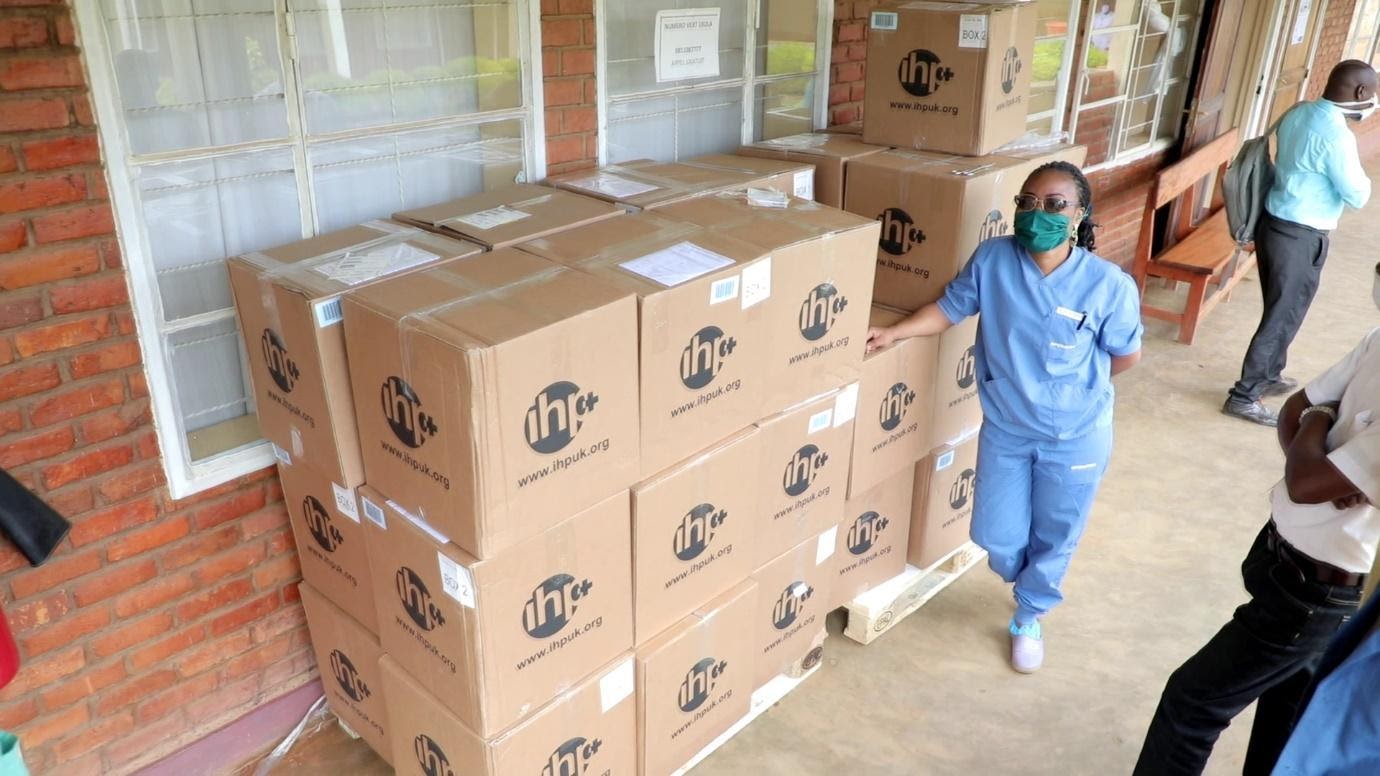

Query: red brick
[0,362,60,401]
[540,0,557,13]
[542,17,582,47]
[583,19,595,45]
[830,104,859,127]
[16,702,86,748]
[837,20,866,42]
[138,671,220,725]
[834,61,864,84]
[0,219,23,252]
[239,505,287,541]
[41,442,133,489]
[9,551,100,599]
[77,401,148,444]
[176,578,252,623]
[0,339,11,366]
[268,527,296,555]
[0,146,13,174]
[100,237,119,268]
[0,293,42,328]
[249,604,306,643]
[21,134,99,171]
[848,43,867,62]
[584,77,598,103]
[0,172,85,214]
[96,463,163,502]
[850,82,866,101]
[561,105,596,133]
[0,645,83,701]
[545,77,584,107]
[0,54,84,90]
[0,406,20,434]
[168,471,269,511]
[175,630,251,679]
[55,13,72,46]
[0,698,39,731]
[829,82,851,106]
[0,96,68,132]
[19,604,109,656]
[32,205,115,244]
[128,625,204,672]
[561,47,594,76]
[209,592,280,637]
[72,94,92,126]
[192,543,266,587]
[105,714,185,766]
[39,660,125,710]
[252,553,300,591]
[9,591,69,632]
[0,545,25,574]
[105,516,189,562]
[127,368,146,398]
[69,496,157,546]
[546,134,585,165]
[53,711,134,763]
[0,244,99,290]
[185,675,261,724]
[542,48,559,78]
[193,488,268,531]
[45,484,93,516]
[49,275,129,314]
[0,425,74,468]
[93,670,177,717]
[91,612,174,658]
[159,525,239,570]
[69,558,156,607]
[225,635,294,679]
[281,579,302,603]
[29,378,124,427]
[13,313,111,358]
[114,573,193,620]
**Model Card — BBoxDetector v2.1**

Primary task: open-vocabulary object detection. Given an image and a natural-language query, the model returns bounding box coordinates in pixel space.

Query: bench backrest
[1152,128,1241,210]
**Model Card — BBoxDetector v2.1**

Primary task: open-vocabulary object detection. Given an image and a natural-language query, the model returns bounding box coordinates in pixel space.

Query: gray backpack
[1223,111,1290,246]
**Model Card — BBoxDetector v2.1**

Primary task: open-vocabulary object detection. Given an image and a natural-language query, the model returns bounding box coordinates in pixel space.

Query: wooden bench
[1131,128,1256,345]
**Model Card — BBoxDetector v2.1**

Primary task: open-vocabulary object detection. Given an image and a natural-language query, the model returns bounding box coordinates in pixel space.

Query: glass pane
[139,148,302,321]
[1082,27,1136,103]
[1074,102,1118,166]
[166,316,255,447]
[757,0,817,76]
[1025,113,1055,135]
[1157,79,1190,142]
[102,1,288,154]
[1120,94,1157,152]
[1034,0,1075,34]
[755,76,815,140]
[605,0,748,97]
[291,0,521,134]
[308,119,524,232]
[606,87,743,163]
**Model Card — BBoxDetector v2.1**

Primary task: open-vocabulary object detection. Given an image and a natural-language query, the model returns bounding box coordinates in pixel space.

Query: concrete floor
[254,169,1380,775]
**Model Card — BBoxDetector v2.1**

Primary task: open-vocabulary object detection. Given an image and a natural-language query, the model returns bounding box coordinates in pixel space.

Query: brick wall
[542,0,599,174]
[829,1,873,126]
[1306,0,1358,102]
[0,4,311,774]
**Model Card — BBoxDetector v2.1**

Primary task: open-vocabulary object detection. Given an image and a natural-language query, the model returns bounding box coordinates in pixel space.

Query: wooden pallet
[841,542,987,645]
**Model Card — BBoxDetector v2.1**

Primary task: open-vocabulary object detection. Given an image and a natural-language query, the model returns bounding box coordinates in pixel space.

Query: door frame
[1242,0,1330,138]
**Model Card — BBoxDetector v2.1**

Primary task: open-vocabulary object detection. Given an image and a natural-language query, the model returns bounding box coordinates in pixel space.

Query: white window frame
[1345,0,1380,63]
[1027,0,1084,136]
[75,1,547,499]
[593,0,832,164]
[1069,0,1205,171]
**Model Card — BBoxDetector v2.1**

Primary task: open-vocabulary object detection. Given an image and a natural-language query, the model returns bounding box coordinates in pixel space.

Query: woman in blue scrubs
[867,161,1143,673]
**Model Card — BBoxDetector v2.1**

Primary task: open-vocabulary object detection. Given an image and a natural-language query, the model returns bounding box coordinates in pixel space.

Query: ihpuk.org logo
[877,208,926,256]
[328,649,370,703]
[798,283,848,342]
[949,468,977,510]
[302,495,342,553]
[847,511,891,556]
[782,444,829,498]
[955,346,977,390]
[382,376,437,449]
[679,657,729,713]
[524,381,599,455]
[979,209,1009,242]
[522,573,594,639]
[396,567,446,632]
[261,328,300,394]
[414,734,454,776]
[898,48,954,97]
[879,382,917,432]
[673,503,728,562]
[542,736,602,776]
[680,325,737,390]
[772,582,814,630]
[1001,46,1023,94]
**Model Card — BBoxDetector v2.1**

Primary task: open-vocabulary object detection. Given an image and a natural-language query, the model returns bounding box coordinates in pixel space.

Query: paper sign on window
[655,8,721,83]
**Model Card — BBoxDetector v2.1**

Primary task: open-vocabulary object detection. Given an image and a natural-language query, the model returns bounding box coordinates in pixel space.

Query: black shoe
[1222,398,1279,427]
[1260,376,1299,398]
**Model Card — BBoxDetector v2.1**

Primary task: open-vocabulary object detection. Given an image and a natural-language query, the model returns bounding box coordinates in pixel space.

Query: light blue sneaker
[1009,618,1044,674]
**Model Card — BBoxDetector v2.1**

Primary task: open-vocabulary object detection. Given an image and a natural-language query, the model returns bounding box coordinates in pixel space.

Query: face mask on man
[1337,96,1378,122]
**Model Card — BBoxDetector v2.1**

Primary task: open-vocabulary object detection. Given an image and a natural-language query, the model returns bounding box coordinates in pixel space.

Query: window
[596,0,829,163]
[1071,0,1204,167]
[1345,0,1380,65]
[77,0,544,497]
[1026,0,1084,136]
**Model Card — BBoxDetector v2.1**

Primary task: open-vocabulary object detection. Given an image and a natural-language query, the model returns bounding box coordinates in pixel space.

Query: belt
[1266,522,1367,588]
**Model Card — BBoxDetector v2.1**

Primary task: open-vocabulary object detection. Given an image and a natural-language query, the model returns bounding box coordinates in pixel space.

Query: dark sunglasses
[1014,194,1077,214]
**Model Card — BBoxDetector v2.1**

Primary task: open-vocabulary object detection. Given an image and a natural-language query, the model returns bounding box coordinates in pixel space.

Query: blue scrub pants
[971,420,1113,625]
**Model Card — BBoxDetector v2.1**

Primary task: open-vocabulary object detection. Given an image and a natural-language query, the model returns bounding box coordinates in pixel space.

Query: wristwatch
[1300,405,1338,424]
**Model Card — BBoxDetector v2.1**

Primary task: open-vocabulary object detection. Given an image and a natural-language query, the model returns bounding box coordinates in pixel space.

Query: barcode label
[871,11,898,30]
[935,450,956,471]
[362,498,386,529]
[271,444,291,466]
[808,409,833,434]
[332,483,359,523]
[314,297,343,327]
[710,275,740,305]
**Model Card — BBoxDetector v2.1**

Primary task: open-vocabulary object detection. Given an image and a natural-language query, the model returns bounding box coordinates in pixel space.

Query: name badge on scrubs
[1054,306,1086,327]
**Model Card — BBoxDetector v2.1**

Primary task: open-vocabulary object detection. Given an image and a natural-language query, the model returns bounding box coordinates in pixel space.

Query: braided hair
[1027,160,1098,252]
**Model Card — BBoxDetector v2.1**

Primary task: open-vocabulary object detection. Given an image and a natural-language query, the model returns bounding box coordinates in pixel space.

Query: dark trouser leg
[1133,526,1359,776]
[1230,217,1328,403]
[1242,665,1316,775]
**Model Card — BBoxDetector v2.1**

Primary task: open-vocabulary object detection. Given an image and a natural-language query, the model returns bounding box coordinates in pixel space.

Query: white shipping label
[600,658,636,712]
[566,172,661,199]
[655,8,721,83]
[620,241,735,287]
[362,498,387,529]
[332,483,360,524]
[747,187,789,209]
[870,11,899,30]
[271,443,292,467]
[808,409,833,435]
[710,274,740,305]
[959,14,988,48]
[817,525,838,564]
[793,170,814,200]
[438,553,476,608]
[740,257,772,309]
[312,243,440,287]
[935,450,956,472]
[452,205,532,231]
[833,383,859,427]
[314,297,343,328]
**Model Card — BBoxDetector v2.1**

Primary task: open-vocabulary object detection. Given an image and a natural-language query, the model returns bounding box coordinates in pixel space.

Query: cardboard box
[930,316,982,451]
[656,194,878,411]
[343,248,640,558]
[392,184,624,250]
[361,486,634,737]
[825,122,864,135]
[754,386,857,568]
[996,142,1088,169]
[845,149,1034,311]
[298,582,392,764]
[521,214,772,478]
[685,153,817,201]
[636,581,756,776]
[228,221,482,486]
[381,653,637,776]
[630,428,759,644]
[751,530,835,688]
[862,3,1036,155]
[832,467,914,608]
[849,305,939,498]
[737,133,890,208]
[546,156,810,211]
[908,436,978,569]
[276,458,377,633]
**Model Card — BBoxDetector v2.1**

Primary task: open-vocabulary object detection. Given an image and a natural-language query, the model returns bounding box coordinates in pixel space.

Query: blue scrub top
[937,236,1143,442]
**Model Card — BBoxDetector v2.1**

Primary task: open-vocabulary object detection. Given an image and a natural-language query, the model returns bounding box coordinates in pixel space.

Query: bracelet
[1300,405,1338,423]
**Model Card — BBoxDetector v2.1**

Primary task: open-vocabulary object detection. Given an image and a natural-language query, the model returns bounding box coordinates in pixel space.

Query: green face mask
[1013,209,1072,253]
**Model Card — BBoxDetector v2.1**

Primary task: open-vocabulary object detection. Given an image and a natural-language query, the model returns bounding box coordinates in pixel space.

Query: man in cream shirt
[1136,261,1380,775]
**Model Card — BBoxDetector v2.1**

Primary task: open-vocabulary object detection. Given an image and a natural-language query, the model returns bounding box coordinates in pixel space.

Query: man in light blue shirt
[1226,61,1375,427]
